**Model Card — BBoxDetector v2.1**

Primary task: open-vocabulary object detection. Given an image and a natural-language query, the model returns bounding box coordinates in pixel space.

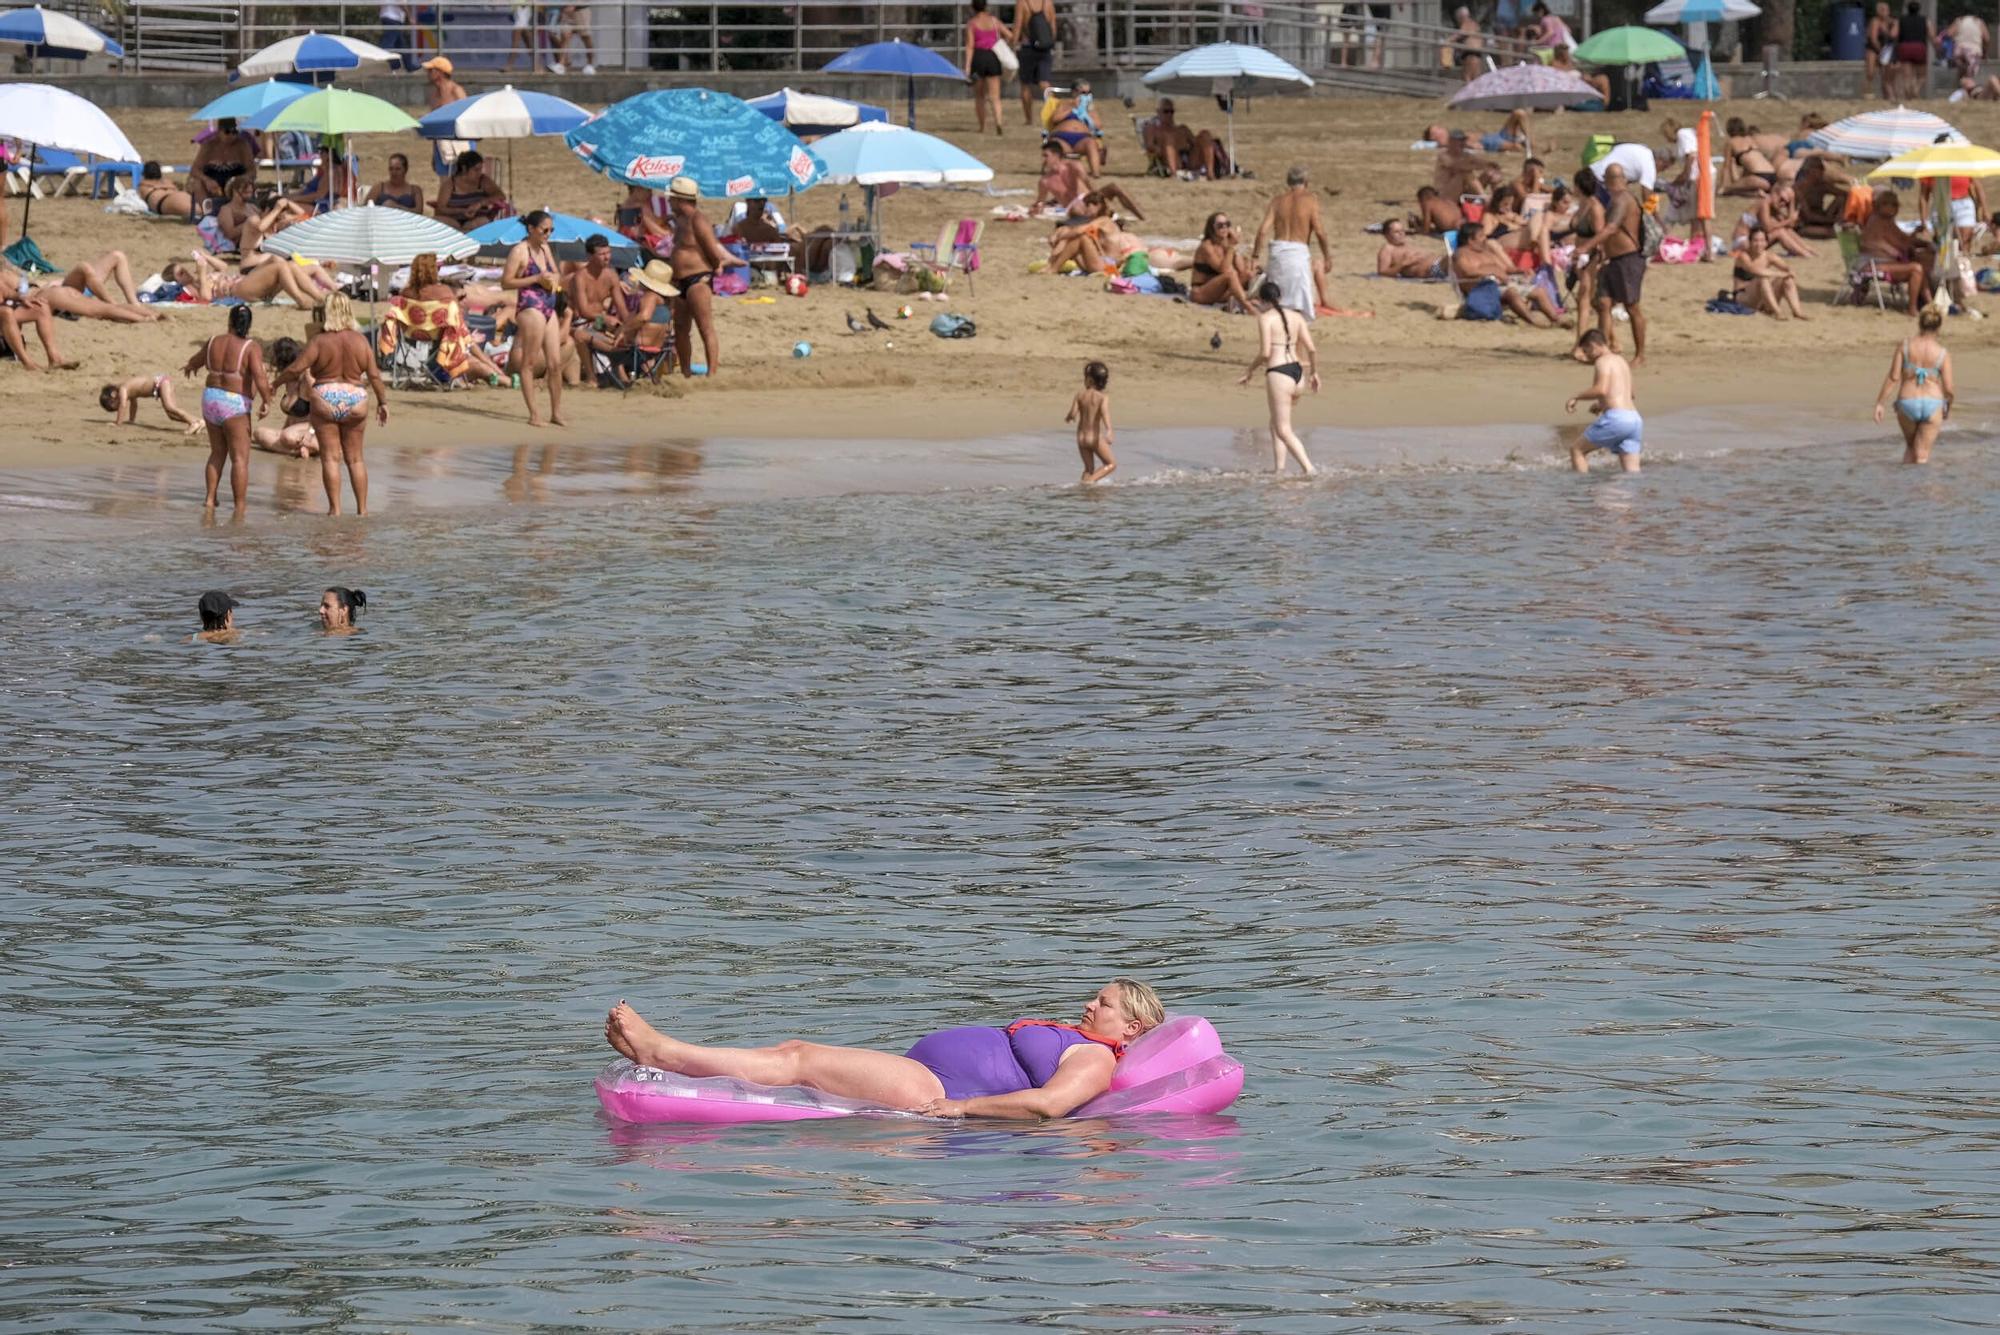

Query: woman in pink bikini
[182,304,274,512]
[280,292,388,516]
[604,978,1165,1120]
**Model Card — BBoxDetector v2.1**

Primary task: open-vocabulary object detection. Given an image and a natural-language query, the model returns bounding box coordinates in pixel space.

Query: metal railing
[95,0,1548,80]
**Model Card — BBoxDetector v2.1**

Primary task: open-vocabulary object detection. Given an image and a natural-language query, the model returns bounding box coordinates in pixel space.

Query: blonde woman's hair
[1112,978,1165,1033]
[317,291,357,333]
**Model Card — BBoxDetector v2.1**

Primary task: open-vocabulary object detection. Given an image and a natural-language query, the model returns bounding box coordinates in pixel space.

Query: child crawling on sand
[100,373,199,435]
[250,339,320,457]
[1065,360,1116,483]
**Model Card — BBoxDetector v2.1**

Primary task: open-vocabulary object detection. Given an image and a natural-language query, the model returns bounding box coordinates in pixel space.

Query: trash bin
[1831,3,1866,61]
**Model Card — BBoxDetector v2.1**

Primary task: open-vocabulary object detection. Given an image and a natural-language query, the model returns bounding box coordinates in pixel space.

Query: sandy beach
[7,91,2000,480]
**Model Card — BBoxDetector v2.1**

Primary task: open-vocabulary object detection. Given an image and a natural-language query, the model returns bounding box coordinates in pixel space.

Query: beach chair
[378,297,473,389]
[911,220,983,295]
[616,318,676,390]
[8,147,87,198]
[1834,229,1905,310]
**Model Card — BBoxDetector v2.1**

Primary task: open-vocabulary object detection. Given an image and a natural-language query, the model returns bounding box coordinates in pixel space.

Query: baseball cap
[421,56,453,74]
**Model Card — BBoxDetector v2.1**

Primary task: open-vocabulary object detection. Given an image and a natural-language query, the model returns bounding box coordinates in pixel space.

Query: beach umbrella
[819,40,967,129]
[261,204,475,266]
[467,211,640,263]
[1866,141,2000,178]
[237,31,397,81]
[191,78,314,125]
[418,86,592,196]
[0,5,122,58]
[263,89,418,213]
[1811,107,1966,160]
[748,87,890,137]
[1643,0,1759,20]
[1143,42,1314,177]
[1573,25,1686,65]
[808,121,994,238]
[1449,63,1603,112]
[565,87,824,198]
[0,83,139,246]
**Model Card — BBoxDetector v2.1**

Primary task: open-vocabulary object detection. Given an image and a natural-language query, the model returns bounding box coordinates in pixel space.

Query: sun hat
[668,176,699,200]
[632,259,680,299]
[421,56,453,74]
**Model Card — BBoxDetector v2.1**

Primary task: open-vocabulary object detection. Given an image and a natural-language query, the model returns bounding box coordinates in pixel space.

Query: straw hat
[632,260,680,299]
[668,176,699,200]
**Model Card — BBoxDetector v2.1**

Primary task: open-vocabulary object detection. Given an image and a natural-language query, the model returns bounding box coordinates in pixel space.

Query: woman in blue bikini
[604,979,1165,1120]
[183,304,274,513]
[1872,306,1955,465]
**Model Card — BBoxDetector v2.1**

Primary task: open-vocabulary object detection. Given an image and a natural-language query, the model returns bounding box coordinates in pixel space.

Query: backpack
[929,312,977,338]
[1027,3,1055,51]
[1636,191,1665,259]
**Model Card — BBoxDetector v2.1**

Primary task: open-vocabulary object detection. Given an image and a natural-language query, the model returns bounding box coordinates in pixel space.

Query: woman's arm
[362,334,390,424]
[1940,349,1954,417]
[182,341,208,376]
[924,1047,1114,1121]
[500,244,532,291]
[1872,344,1906,420]
[1298,323,1321,391]
[964,21,974,74]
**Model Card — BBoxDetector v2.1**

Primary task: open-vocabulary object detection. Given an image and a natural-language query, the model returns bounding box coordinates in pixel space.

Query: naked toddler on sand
[1066,360,1116,484]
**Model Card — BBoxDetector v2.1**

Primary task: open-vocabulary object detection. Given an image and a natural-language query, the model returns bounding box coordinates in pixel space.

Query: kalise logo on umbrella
[788,146,815,184]
[725,174,755,197]
[624,154,684,182]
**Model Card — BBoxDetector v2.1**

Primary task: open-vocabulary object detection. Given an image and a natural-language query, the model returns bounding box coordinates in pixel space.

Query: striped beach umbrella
[1866,141,2000,179]
[0,5,122,58]
[418,87,591,140]
[1143,43,1313,177]
[260,204,476,266]
[237,31,397,81]
[1811,107,1966,160]
[1643,0,1759,22]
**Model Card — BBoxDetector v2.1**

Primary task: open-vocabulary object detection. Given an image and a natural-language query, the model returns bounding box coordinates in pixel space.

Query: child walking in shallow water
[1066,360,1117,483]
[100,373,199,435]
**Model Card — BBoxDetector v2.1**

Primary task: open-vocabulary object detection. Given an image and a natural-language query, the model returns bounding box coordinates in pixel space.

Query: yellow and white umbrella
[1867,142,2000,180]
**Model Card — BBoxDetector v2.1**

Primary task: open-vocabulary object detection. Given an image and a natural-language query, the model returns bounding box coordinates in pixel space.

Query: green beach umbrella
[263,88,418,214]
[1573,25,1686,66]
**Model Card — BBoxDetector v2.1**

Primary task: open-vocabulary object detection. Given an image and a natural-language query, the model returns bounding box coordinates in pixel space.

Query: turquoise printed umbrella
[565,87,824,199]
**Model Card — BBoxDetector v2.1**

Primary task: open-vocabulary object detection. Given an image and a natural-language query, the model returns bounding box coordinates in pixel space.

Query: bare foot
[526,413,544,428]
[50,358,78,370]
[605,1002,676,1068]
[1631,354,1647,368]
[549,412,569,427]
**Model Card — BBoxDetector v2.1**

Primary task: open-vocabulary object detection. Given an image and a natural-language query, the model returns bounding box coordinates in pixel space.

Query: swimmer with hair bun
[606,979,1166,1120]
[318,586,367,634]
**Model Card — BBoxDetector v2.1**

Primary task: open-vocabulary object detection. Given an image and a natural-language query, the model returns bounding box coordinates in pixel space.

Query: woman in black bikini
[137,162,194,219]
[1731,226,1808,319]
[1723,117,1777,198]
[1237,280,1320,476]
[1189,212,1257,311]
[366,152,424,212]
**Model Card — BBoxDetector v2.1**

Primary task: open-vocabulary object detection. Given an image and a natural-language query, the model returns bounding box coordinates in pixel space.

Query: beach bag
[1107,276,1139,294]
[993,38,1018,73]
[929,312,977,338]
[1638,194,1666,258]
[1655,235,1702,264]
[714,269,749,296]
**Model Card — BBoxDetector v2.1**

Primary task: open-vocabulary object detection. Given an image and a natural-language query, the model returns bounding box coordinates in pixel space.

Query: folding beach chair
[616,318,676,391]
[1834,229,1906,310]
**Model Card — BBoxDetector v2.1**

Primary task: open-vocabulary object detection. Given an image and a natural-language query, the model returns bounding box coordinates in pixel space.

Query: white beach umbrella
[1809,107,1965,160]
[1142,42,1313,175]
[0,83,139,241]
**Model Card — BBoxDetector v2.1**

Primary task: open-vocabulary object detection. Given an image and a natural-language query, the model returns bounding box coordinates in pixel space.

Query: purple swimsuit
[904,1020,1101,1099]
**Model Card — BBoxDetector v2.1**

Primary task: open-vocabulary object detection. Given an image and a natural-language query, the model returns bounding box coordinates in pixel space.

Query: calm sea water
[4,423,1999,1331]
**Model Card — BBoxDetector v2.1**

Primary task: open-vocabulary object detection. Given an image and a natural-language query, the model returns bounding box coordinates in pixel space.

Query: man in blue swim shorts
[1565,328,1643,473]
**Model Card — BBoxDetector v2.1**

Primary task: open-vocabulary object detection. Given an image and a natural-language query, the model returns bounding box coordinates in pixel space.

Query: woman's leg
[515,308,551,426]
[0,309,37,368]
[1780,275,1809,319]
[38,287,157,324]
[201,422,229,506]
[1894,409,1921,462]
[75,250,142,304]
[311,405,344,513]
[340,420,368,514]
[1265,372,1314,474]
[21,305,74,366]
[605,1003,947,1108]
[222,414,253,510]
[540,314,568,422]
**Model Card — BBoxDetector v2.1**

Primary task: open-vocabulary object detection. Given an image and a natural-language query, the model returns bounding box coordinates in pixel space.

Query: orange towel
[1843,185,1877,227]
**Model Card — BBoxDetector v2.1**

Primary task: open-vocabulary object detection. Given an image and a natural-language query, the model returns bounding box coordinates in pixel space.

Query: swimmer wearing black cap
[318,586,367,635]
[194,590,238,644]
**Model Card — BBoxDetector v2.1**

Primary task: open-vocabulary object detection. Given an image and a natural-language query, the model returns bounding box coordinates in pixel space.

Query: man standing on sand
[1575,162,1648,366]
[1564,329,1642,472]
[421,56,465,110]
[1254,165,1369,319]
[665,177,747,379]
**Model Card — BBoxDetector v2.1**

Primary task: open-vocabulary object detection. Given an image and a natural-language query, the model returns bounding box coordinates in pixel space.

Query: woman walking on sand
[1872,306,1954,465]
[1238,279,1321,476]
[963,0,1007,136]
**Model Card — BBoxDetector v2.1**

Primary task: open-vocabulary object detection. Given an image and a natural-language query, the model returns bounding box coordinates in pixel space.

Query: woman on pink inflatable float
[604,978,1166,1120]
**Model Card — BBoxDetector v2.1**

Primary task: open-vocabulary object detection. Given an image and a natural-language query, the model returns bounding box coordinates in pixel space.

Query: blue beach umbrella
[748,87,890,137]
[236,31,398,82]
[820,40,967,129]
[467,211,639,263]
[1643,0,1757,100]
[191,78,314,125]
[0,5,123,58]
[564,88,824,198]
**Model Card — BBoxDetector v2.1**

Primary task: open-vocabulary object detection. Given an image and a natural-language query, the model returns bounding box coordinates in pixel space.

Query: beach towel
[1266,239,1315,320]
